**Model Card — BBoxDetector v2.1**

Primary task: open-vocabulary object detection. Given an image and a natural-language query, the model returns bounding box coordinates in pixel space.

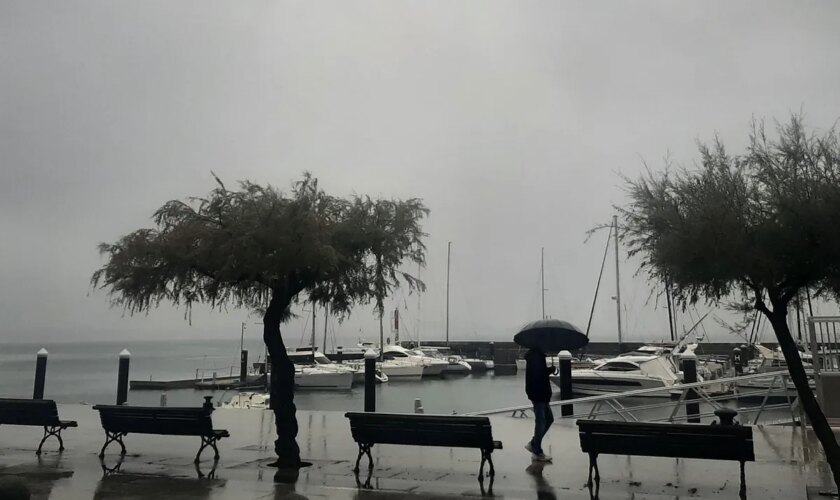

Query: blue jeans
[530,401,554,454]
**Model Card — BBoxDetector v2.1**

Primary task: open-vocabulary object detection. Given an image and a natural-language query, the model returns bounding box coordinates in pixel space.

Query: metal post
[733,347,743,375]
[558,350,573,416]
[414,398,424,414]
[117,349,131,405]
[33,348,48,400]
[240,349,248,383]
[682,351,700,423]
[160,392,167,407]
[336,347,343,364]
[364,349,377,412]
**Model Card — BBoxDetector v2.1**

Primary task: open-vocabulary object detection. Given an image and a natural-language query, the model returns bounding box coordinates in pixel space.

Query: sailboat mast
[417,261,422,349]
[665,281,676,342]
[613,215,623,352]
[311,306,316,352]
[446,241,451,344]
[541,247,546,319]
[322,303,329,353]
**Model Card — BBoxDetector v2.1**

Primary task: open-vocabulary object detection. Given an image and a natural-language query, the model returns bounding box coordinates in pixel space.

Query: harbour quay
[0,404,828,499]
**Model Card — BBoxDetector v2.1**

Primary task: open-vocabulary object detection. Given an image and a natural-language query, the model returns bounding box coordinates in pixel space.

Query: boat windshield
[595,361,640,372]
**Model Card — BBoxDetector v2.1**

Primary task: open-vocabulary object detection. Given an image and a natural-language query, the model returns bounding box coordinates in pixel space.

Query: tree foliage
[621,114,840,312]
[91,173,429,321]
[620,113,840,487]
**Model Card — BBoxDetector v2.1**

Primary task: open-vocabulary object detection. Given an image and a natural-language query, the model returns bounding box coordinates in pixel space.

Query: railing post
[117,349,131,405]
[33,348,48,400]
[558,350,573,416]
[809,318,822,406]
[336,347,343,364]
[240,349,248,383]
[682,351,700,423]
[364,349,377,412]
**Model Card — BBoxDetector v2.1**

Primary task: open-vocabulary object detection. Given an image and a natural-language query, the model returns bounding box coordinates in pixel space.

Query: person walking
[524,347,556,462]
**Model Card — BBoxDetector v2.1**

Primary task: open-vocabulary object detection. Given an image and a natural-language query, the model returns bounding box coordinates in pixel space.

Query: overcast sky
[2,1,840,348]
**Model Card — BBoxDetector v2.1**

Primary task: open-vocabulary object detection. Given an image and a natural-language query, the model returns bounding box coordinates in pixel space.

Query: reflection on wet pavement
[0,405,831,499]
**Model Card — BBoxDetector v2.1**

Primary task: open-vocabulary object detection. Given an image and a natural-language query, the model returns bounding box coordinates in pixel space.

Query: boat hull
[422,363,447,377]
[380,363,425,380]
[555,373,674,397]
[295,370,353,390]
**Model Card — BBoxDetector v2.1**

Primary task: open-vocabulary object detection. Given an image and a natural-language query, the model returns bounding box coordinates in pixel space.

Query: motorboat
[415,347,472,374]
[222,392,270,409]
[288,349,388,384]
[383,344,446,377]
[294,366,354,390]
[555,354,680,397]
[736,345,814,400]
[464,358,494,372]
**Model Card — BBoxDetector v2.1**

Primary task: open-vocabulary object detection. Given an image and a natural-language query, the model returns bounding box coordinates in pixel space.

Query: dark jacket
[525,348,554,402]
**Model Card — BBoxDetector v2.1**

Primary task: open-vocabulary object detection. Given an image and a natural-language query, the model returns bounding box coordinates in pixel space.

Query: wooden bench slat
[345,412,502,477]
[0,399,62,426]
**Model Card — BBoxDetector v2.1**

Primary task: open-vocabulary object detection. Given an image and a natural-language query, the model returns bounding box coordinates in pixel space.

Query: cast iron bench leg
[195,436,220,463]
[587,453,600,487]
[479,448,495,478]
[99,431,126,458]
[353,443,374,472]
[37,425,65,455]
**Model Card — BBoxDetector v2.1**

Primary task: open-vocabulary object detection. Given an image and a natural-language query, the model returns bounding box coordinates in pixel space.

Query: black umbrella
[513,319,589,352]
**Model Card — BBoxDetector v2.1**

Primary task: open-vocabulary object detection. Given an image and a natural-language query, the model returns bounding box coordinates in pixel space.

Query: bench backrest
[93,405,214,436]
[0,398,61,426]
[346,412,495,449]
[577,419,755,462]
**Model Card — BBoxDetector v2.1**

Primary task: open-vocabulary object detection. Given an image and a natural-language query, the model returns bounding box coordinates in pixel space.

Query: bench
[577,419,754,489]
[345,412,503,477]
[0,398,78,454]
[93,398,229,463]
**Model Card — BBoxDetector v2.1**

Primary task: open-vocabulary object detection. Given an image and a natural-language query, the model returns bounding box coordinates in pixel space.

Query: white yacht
[294,366,354,390]
[287,349,388,384]
[344,344,426,380]
[737,344,814,399]
[416,347,472,374]
[223,392,270,409]
[555,354,680,397]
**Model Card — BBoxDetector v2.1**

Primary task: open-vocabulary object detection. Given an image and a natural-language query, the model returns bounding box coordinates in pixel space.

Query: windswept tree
[621,114,840,487]
[91,174,428,468]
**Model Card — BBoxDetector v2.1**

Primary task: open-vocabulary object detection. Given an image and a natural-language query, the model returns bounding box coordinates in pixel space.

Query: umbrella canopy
[513,319,589,352]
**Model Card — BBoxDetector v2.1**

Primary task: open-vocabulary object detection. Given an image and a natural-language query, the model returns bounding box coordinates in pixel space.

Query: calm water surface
[0,339,527,413]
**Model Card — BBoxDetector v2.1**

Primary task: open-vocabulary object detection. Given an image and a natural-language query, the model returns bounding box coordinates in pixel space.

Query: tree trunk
[767,309,840,489]
[263,291,301,468]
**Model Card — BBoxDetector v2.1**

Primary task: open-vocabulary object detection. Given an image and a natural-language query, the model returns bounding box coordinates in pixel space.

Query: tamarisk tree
[91,174,427,468]
[620,114,840,487]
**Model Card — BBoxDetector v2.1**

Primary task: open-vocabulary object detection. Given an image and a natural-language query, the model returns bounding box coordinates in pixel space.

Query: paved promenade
[0,404,832,499]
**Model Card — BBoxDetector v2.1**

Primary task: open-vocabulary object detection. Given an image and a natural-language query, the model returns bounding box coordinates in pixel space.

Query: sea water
[0,338,526,414]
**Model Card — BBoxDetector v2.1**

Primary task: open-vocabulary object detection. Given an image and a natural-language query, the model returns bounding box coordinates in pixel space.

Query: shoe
[533,453,553,462]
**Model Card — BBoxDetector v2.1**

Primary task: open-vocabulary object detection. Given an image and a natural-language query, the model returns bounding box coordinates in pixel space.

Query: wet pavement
[0,404,833,499]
